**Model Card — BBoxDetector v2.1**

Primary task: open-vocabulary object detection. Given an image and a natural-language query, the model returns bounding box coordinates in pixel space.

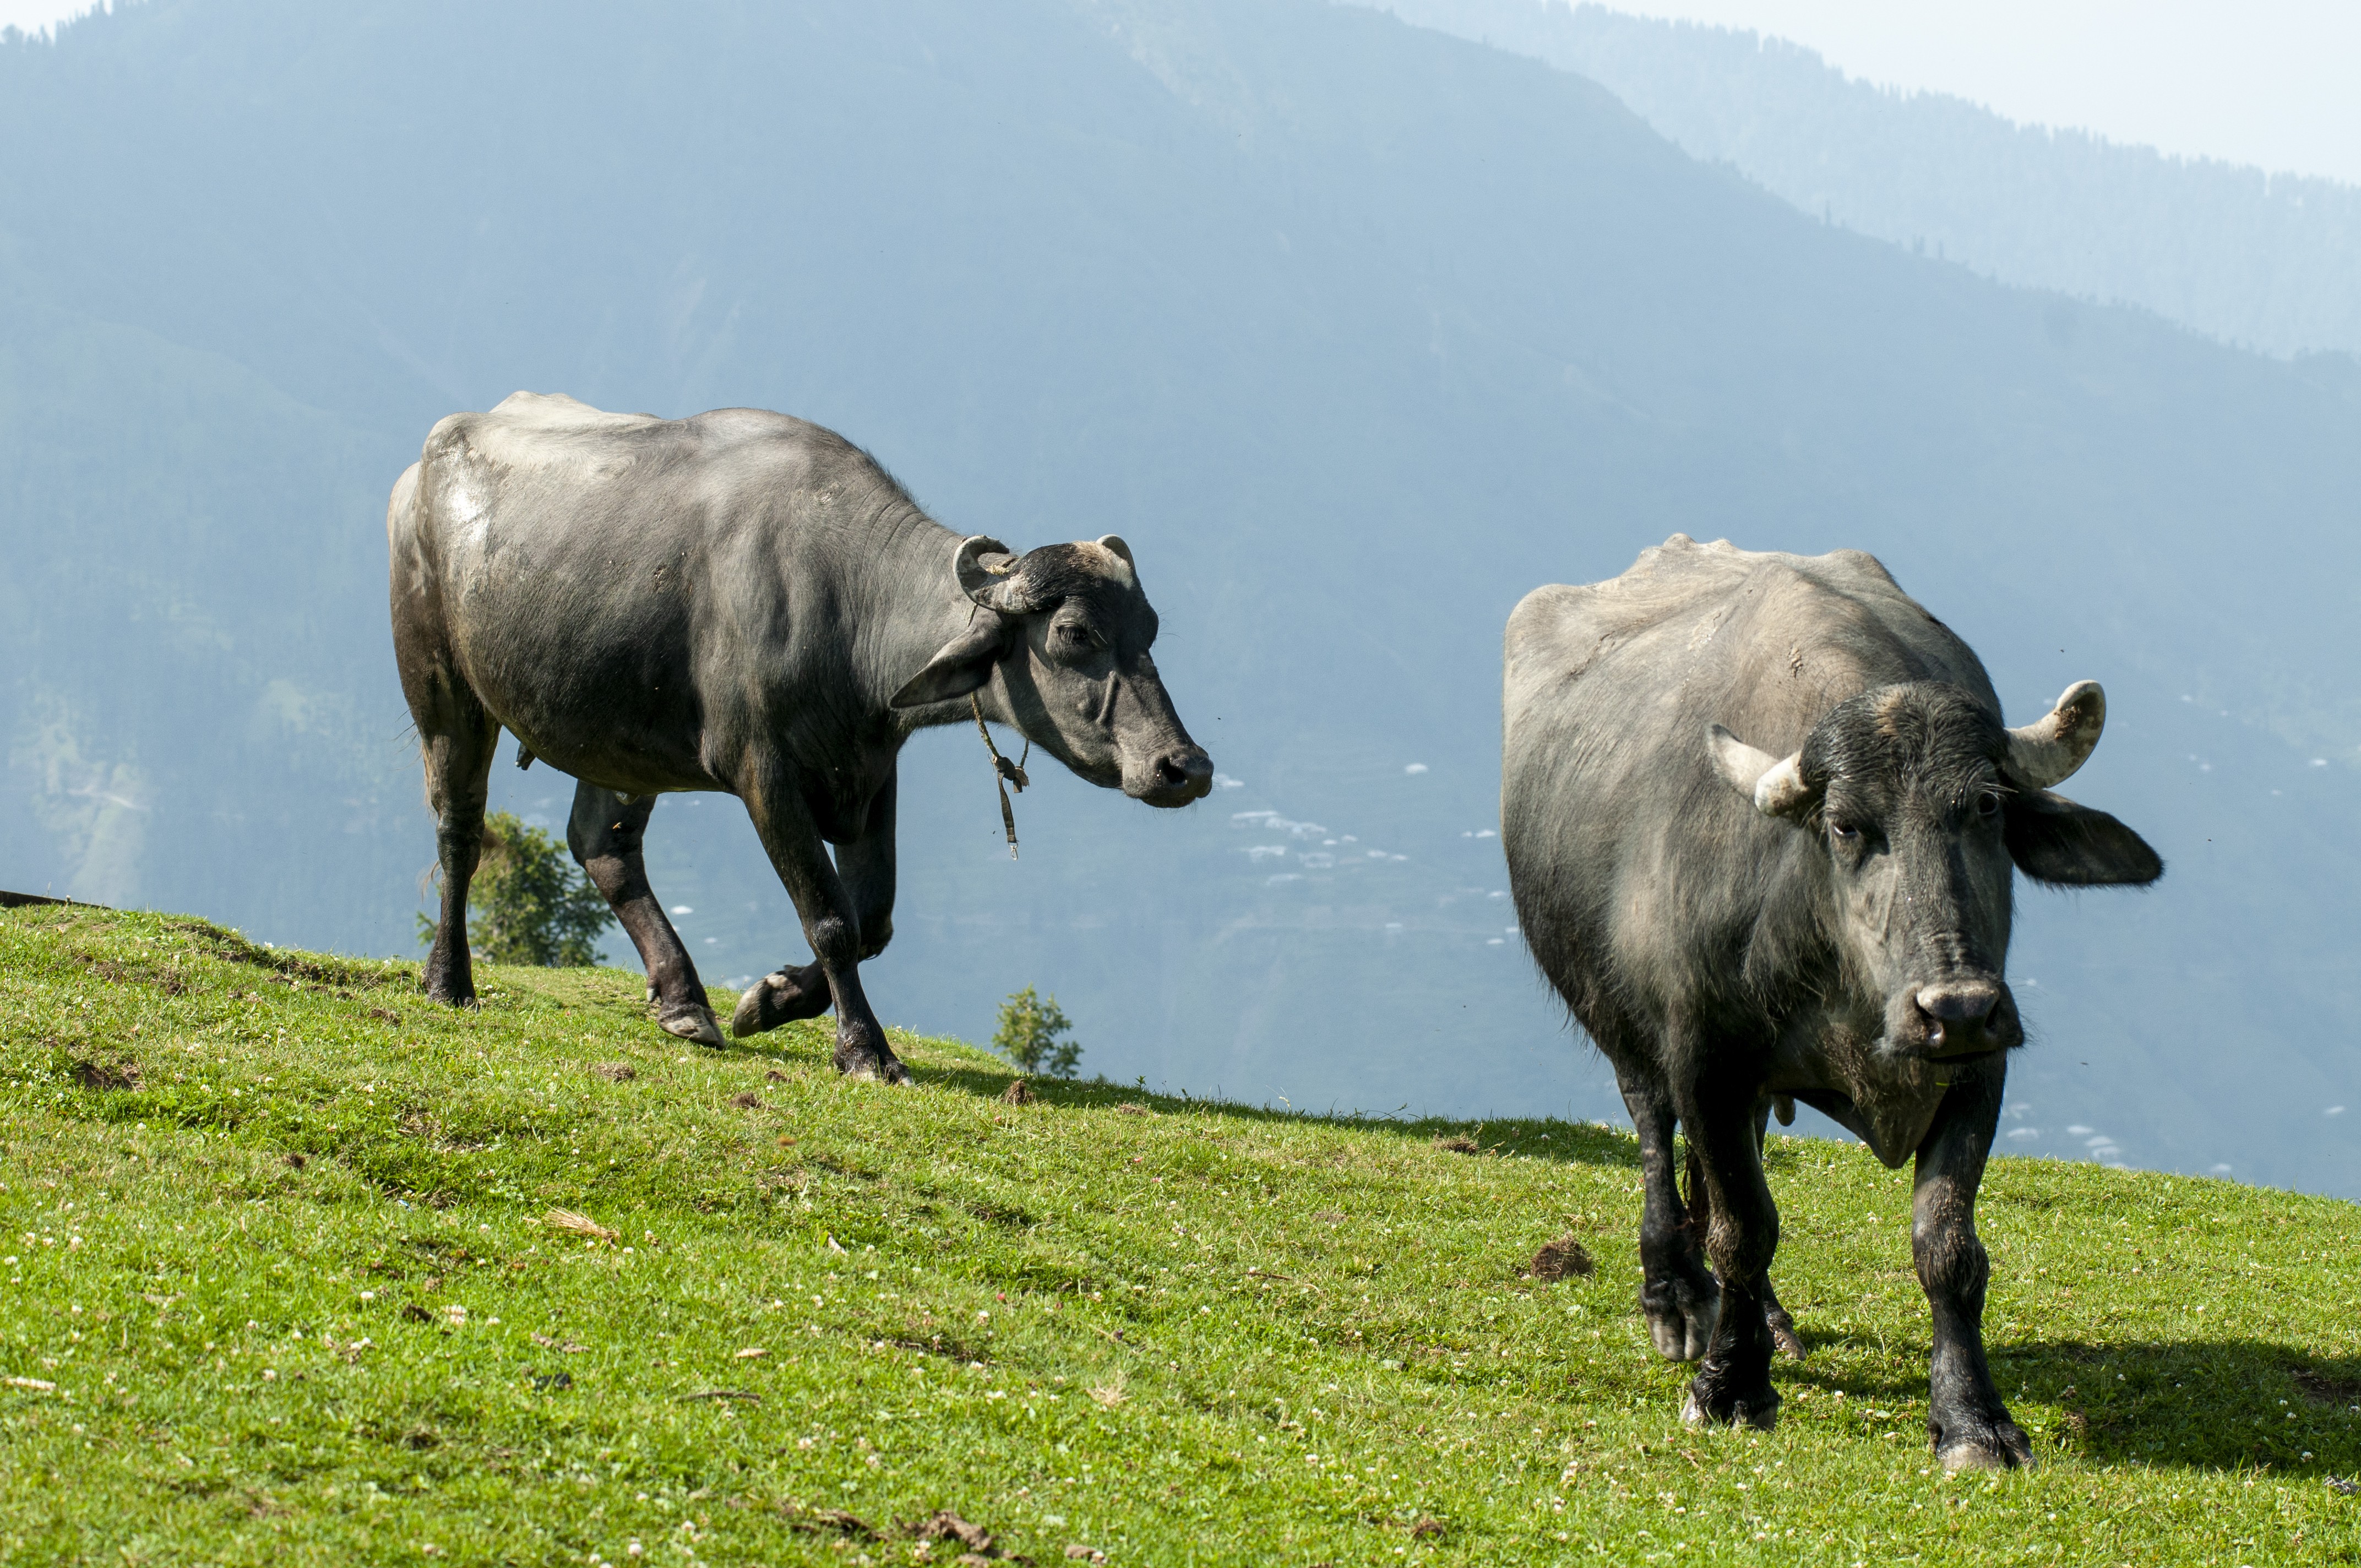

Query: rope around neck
[971,694,1030,859]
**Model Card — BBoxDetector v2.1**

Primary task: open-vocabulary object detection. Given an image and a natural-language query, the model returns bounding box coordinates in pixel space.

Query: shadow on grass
[2005,1338,2361,1474]
[1785,1336,2361,1476]
[901,1055,1644,1170]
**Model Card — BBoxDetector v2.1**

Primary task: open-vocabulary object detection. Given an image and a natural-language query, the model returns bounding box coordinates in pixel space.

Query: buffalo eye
[1828,819,1860,843]
[1057,622,1101,651]
[1976,790,2003,820]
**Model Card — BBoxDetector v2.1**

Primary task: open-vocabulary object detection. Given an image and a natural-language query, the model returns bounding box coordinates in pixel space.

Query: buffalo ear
[2004,788,2163,886]
[890,619,1009,709]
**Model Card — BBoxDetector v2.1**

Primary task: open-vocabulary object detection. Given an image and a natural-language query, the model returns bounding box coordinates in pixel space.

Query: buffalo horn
[2004,680,2106,789]
[1707,725,1813,818]
[954,535,1030,613]
[1091,538,1138,588]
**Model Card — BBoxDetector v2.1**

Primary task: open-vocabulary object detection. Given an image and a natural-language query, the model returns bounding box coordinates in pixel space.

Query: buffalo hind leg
[568,784,722,1047]
[733,772,897,1039]
[1621,1069,1719,1363]
[1916,1054,2033,1471]
[1680,1074,1782,1430]
[1751,1097,1808,1360]
[413,679,499,1008]
[743,767,905,1083]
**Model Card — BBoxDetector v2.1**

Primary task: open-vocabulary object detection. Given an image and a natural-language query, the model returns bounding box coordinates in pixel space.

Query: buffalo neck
[840,505,1018,736]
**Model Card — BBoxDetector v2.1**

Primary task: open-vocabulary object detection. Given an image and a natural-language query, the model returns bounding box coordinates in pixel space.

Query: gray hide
[390,393,1211,1081]
[1502,535,2158,1471]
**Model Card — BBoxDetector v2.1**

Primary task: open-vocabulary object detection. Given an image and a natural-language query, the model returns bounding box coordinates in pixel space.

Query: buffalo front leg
[1916,1054,2033,1471]
[1688,1113,1805,1362]
[568,784,721,1047]
[743,771,905,1084]
[1620,1069,1719,1363]
[1680,1076,1782,1430]
[733,772,897,1039]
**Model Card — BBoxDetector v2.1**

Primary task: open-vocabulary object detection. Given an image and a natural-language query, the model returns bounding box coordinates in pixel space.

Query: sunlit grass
[3,905,2358,1564]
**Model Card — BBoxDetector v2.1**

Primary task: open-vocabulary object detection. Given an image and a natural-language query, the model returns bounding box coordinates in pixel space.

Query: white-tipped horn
[1094,533,1138,586]
[1708,725,1813,818]
[2005,680,2106,789]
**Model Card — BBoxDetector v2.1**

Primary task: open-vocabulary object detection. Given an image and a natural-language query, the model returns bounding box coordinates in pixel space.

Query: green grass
[4,907,2360,1565]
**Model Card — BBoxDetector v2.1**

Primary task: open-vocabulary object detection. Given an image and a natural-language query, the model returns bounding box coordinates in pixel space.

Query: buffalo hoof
[1932,1413,2034,1472]
[1681,1382,1780,1432]
[1642,1272,1721,1363]
[1765,1298,1807,1362]
[730,966,833,1038]
[835,1049,910,1086]
[659,1003,726,1048]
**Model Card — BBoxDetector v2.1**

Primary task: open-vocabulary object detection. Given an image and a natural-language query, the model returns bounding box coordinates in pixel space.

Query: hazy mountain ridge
[1351,0,2361,361]
[1,0,2357,1193]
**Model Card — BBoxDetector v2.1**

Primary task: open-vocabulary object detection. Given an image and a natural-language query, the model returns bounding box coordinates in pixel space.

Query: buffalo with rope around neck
[391,394,1212,1093]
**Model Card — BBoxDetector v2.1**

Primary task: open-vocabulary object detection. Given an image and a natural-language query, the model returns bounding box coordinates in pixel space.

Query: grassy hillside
[8,0,2361,1191]
[3,907,2359,1564]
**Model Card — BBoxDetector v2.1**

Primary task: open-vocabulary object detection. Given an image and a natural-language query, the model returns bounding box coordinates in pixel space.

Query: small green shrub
[993,985,1081,1077]
[416,810,614,966]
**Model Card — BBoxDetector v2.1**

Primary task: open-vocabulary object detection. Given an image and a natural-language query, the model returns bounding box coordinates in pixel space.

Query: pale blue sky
[5,0,2357,185]
[1601,0,2361,186]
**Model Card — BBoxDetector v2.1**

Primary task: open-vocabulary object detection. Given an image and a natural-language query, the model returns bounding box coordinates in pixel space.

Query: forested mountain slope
[1,0,2357,1191]
[1358,0,2361,358]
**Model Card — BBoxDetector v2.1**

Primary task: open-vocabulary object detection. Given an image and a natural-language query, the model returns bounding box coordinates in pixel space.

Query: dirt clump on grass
[69,1056,140,1091]
[1528,1234,1595,1281]
[728,1091,765,1109]
[1433,1134,1480,1155]
[786,1504,877,1539]
[591,1062,636,1081]
[2293,1365,2361,1405]
[1000,1079,1034,1105]
[909,1509,995,1554]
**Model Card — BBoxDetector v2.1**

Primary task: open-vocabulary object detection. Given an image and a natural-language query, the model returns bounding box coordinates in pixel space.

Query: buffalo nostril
[1917,985,2000,1027]
[1157,750,1213,789]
